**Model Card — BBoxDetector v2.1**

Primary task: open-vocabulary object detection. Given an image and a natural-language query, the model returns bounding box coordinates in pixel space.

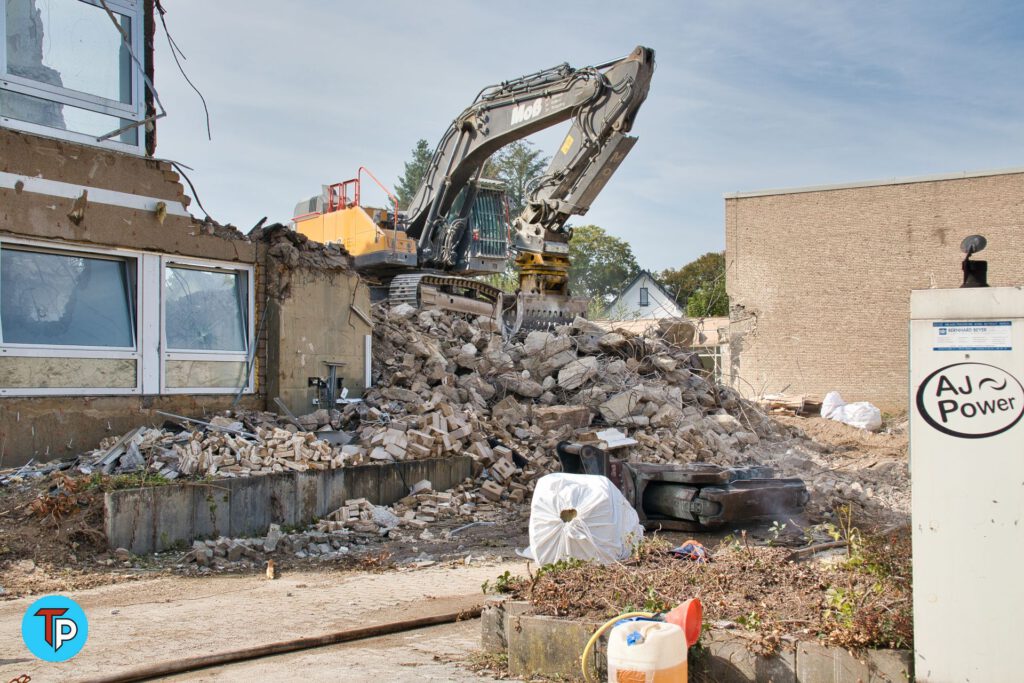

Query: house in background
[606,270,683,320]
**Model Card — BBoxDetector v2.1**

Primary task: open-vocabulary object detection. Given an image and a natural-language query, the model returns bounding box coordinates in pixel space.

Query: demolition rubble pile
[370,303,784,475]
[368,304,908,517]
[43,300,905,528]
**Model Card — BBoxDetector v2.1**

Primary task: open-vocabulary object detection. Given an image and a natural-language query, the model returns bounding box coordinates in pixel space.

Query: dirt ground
[0,559,523,682]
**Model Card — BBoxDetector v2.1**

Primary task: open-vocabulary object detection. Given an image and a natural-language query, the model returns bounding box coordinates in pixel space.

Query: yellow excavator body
[294,204,417,271]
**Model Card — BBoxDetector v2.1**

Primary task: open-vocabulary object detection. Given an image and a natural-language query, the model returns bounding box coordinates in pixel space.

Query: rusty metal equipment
[556,442,809,530]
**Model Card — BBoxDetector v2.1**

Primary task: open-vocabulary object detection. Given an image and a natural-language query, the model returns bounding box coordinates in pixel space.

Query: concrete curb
[481,598,911,682]
[104,456,472,553]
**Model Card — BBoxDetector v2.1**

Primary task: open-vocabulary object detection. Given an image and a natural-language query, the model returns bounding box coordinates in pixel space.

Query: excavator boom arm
[405,46,655,270]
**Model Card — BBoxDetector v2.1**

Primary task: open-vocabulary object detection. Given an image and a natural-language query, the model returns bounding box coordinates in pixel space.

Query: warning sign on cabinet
[933,321,1012,351]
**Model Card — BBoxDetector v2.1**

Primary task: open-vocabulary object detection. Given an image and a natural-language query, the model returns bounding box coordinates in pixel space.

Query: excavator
[293,46,655,330]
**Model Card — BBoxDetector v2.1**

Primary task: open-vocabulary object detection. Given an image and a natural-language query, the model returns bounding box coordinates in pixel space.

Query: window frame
[0,0,146,154]
[159,256,255,395]
[0,236,143,396]
[639,286,650,307]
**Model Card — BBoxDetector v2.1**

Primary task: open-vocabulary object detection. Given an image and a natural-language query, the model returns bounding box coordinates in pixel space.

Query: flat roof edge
[723,166,1024,199]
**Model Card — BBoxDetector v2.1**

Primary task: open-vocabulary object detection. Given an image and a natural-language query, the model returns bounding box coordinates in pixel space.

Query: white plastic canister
[607,619,687,683]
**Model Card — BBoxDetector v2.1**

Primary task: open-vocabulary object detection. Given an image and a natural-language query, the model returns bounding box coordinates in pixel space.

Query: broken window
[0,245,136,347]
[639,287,650,307]
[164,265,248,353]
[1,0,145,152]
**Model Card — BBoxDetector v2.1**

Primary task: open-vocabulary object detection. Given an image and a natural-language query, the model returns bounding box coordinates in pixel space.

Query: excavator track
[389,272,506,319]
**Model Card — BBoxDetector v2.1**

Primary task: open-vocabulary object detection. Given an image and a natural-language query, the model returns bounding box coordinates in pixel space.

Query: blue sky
[152,1,1024,273]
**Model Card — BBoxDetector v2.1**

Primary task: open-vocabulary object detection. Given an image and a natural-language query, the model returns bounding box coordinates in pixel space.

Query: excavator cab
[445,178,511,275]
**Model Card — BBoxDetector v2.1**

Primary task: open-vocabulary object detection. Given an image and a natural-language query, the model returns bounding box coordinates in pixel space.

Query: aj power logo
[21,595,88,662]
[916,362,1024,438]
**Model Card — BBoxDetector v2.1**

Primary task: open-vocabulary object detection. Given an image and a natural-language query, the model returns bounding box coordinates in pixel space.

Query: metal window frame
[0,236,143,396]
[159,256,255,395]
[639,286,650,307]
[0,0,146,154]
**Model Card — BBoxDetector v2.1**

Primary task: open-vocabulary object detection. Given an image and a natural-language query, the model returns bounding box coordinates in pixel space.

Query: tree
[394,139,433,209]
[483,140,549,215]
[659,252,725,307]
[567,225,640,302]
[686,277,729,317]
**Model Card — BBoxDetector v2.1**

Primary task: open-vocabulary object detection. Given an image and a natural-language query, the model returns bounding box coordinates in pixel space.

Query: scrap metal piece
[554,441,810,529]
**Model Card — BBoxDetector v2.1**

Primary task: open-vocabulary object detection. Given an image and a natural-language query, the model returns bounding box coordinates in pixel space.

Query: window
[161,258,253,394]
[0,239,255,397]
[639,286,650,307]
[164,266,248,353]
[0,245,135,348]
[1,0,145,153]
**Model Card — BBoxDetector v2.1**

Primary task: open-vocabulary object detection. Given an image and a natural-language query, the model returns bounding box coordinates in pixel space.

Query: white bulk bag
[522,473,643,565]
[821,391,883,431]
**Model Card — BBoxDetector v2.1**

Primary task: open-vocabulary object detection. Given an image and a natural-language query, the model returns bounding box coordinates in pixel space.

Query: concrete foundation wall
[104,456,472,554]
[483,599,912,682]
[0,394,263,466]
[725,170,1024,411]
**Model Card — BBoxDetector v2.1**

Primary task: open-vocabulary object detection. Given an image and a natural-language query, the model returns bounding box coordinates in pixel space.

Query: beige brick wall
[724,171,1024,412]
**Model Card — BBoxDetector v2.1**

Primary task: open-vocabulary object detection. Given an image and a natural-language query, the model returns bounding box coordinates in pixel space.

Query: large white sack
[821,391,883,431]
[522,473,643,565]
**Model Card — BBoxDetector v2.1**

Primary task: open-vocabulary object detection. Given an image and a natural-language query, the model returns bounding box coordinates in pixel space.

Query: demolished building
[0,0,370,467]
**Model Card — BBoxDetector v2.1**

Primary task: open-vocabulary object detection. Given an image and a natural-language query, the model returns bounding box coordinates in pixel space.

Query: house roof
[609,270,681,311]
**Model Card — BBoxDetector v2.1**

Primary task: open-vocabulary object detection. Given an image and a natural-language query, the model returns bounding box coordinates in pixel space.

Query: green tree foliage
[686,277,729,317]
[395,139,434,209]
[568,225,641,302]
[659,251,725,306]
[483,140,549,215]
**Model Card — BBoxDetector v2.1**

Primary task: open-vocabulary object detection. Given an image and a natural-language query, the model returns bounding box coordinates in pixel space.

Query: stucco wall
[267,266,372,415]
[725,170,1024,411]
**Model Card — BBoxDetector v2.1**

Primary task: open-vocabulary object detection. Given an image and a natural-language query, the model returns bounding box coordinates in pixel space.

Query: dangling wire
[154,0,212,140]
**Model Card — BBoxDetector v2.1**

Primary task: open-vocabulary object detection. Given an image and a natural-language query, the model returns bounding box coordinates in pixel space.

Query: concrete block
[228,476,271,537]
[315,468,348,518]
[691,630,796,683]
[378,460,409,503]
[152,484,194,552]
[295,471,320,522]
[343,463,380,504]
[507,614,601,680]
[104,488,154,555]
[480,597,507,654]
[425,455,471,492]
[267,473,300,528]
[796,641,910,682]
[191,484,230,540]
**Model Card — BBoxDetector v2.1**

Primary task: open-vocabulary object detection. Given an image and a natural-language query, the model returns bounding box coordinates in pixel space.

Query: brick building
[723,168,1024,412]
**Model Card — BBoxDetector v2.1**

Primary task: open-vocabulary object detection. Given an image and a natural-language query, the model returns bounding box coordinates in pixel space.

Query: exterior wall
[267,266,372,415]
[725,170,1024,411]
[0,128,265,467]
[609,272,683,319]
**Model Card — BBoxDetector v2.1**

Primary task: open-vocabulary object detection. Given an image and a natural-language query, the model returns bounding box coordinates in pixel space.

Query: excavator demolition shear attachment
[556,442,809,530]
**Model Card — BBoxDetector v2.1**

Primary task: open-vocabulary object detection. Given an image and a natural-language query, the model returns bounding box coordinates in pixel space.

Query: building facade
[724,168,1024,412]
[0,0,370,466]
